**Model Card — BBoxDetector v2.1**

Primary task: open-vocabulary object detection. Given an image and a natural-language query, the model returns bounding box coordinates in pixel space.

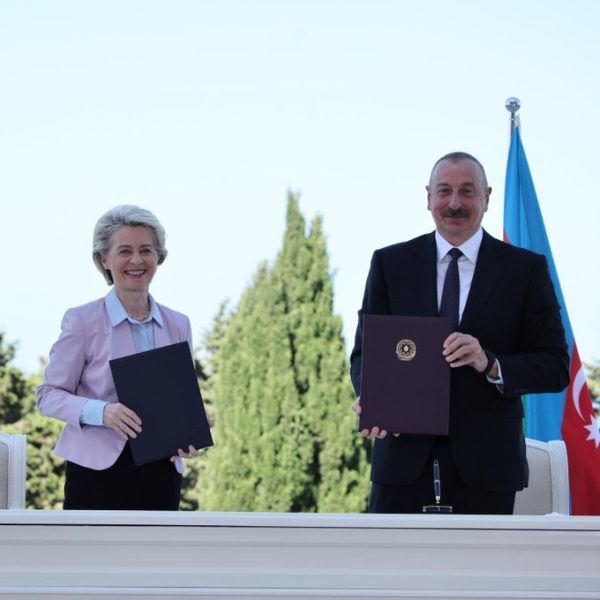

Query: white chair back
[514,438,569,515]
[0,432,27,509]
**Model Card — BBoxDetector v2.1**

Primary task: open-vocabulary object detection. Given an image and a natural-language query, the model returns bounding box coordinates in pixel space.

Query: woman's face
[101,226,159,296]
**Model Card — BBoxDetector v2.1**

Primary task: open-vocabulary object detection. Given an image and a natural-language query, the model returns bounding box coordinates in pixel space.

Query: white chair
[513,438,569,515]
[0,432,27,509]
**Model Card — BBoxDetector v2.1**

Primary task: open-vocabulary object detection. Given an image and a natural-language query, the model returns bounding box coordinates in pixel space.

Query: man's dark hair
[429,151,489,188]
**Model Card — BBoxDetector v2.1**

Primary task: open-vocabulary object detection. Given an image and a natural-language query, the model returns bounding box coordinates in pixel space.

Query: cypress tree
[180,303,229,510]
[201,193,369,512]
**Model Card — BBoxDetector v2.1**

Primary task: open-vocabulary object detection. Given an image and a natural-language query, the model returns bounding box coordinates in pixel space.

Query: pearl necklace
[127,304,151,322]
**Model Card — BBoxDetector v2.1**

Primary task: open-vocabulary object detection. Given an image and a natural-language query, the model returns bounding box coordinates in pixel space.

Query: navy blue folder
[109,342,213,466]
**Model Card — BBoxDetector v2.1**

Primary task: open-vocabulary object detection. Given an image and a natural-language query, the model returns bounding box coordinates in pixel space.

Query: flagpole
[505,97,521,134]
[503,98,600,515]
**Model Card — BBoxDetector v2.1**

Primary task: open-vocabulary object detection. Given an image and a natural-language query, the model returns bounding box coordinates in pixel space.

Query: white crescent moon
[572,366,586,420]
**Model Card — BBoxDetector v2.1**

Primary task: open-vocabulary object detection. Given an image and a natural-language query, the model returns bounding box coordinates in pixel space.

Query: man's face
[426,158,491,246]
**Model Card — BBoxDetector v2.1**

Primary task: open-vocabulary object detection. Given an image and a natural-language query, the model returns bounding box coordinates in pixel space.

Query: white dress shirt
[434,228,503,385]
[435,228,483,323]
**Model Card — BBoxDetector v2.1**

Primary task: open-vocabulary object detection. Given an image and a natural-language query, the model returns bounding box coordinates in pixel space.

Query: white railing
[1,511,599,599]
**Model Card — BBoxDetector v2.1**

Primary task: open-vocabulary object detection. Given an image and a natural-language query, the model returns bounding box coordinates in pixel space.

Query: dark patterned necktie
[439,248,463,331]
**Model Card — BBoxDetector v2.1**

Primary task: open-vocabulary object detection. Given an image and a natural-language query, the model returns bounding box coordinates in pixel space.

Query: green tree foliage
[585,361,600,414]
[200,193,370,512]
[180,304,230,510]
[0,332,35,425]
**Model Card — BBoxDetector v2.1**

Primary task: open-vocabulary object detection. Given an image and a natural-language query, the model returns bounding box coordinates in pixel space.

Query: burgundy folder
[359,315,451,436]
[110,342,213,466]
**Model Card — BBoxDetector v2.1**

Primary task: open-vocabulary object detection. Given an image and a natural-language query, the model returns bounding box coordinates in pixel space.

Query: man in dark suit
[350,152,569,514]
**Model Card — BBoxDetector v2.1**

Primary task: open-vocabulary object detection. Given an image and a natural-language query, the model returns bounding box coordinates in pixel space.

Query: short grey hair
[92,205,168,285]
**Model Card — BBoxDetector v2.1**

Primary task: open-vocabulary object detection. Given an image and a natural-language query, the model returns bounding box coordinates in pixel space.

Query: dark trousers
[64,444,181,510]
[369,437,515,515]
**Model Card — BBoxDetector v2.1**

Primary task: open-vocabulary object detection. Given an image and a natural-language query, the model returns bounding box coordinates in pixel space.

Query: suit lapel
[153,319,170,348]
[413,232,438,317]
[460,230,505,330]
[110,320,136,359]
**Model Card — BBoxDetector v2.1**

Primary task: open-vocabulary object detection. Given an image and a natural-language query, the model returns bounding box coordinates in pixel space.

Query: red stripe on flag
[561,344,600,515]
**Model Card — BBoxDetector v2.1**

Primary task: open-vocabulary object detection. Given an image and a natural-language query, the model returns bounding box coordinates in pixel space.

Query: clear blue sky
[1,0,598,374]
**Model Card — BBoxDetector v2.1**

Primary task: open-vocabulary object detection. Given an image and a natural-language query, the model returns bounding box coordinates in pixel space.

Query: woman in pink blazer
[37,205,197,510]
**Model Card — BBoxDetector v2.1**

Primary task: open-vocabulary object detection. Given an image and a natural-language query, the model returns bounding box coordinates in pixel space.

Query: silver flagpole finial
[505,97,521,114]
[505,97,521,134]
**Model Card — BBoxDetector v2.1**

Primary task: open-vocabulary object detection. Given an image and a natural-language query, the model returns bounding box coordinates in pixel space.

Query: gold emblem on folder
[396,339,416,361]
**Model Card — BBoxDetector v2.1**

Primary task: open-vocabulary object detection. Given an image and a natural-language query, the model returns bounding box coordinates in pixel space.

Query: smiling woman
[36,205,200,511]
[99,227,160,316]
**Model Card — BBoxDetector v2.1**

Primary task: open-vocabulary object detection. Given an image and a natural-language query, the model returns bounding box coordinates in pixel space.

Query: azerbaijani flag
[504,123,600,515]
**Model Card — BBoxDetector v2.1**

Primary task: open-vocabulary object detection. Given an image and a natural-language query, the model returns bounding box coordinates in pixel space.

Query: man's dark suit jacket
[350,230,569,493]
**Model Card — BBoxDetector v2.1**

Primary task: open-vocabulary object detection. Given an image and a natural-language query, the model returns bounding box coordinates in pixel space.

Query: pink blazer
[37,297,193,470]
